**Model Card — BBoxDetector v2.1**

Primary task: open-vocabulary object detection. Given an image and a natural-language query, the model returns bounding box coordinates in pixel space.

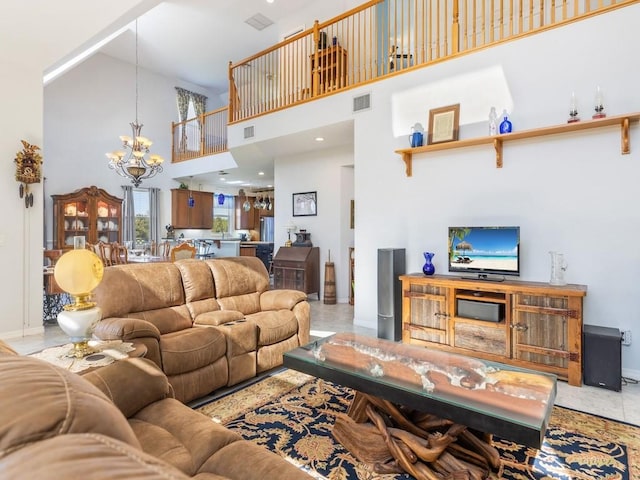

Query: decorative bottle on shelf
[499,110,512,133]
[488,107,498,136]
[422,252,435,276]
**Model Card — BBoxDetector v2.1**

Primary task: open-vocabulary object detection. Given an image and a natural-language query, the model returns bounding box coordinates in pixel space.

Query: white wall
[43,52,219,248]
[231,5,640,374]
[354,7,640,374]
[0,0,150,339]
[275,146,354,302]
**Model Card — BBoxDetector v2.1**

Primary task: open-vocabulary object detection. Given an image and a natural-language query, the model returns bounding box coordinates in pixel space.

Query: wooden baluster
[452,0,460,53]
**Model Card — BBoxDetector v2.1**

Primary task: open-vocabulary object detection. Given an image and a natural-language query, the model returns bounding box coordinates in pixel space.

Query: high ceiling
[92,0,354,190]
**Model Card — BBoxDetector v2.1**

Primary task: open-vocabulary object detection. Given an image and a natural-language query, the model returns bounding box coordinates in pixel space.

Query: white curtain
[149,187,160,246]
[122,186,135,244]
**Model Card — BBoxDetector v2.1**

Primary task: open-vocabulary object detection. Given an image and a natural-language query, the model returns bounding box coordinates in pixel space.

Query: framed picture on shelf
[293,191,317,217]
[428,103,460,144]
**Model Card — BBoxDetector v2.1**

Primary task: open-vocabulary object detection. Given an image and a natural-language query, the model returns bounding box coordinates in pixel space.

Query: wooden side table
[30,341,146,374]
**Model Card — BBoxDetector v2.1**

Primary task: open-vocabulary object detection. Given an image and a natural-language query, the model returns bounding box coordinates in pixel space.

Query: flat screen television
[448,226,520,279]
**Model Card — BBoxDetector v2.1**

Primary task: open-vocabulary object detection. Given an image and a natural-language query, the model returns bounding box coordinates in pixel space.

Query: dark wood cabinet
[171,189,213,229]
[52,186,122,250]
[273,246,320,299]
[311,46,347,96]
[234,196,259,230]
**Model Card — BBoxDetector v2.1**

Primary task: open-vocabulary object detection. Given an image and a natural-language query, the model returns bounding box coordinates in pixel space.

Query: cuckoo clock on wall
[14,140,43,208]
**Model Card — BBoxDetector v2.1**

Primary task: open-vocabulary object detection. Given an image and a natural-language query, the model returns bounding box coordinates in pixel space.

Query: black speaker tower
[583,324,622,391]
[377,248,405,341]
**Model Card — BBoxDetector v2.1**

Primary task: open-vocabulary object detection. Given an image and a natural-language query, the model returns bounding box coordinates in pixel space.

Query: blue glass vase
[422,252,435,276]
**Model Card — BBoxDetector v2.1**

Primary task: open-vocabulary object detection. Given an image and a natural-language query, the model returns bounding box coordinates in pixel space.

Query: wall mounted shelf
[395,112,640,176]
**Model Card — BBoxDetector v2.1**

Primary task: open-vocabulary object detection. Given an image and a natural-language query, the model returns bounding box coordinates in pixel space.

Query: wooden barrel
[323,262,336,304]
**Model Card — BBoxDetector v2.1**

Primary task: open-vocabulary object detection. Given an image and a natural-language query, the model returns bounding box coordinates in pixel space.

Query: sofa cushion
[195,310,244,326]
[129,397,241,476]
[206,257,269,299]
[126,305,193,335]
[0,433,195,479]
[0,355,140,456]
[176,259,216,302]
[94,263,186,319]
[160,328,226,376]
[217,292,261,315]
[246,310,299,346]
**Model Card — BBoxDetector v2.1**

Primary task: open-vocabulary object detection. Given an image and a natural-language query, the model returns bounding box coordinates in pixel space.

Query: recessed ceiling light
[315,136,325,142]
[220,178,226,181]
[266,0,274,3]
[258,171,265,175]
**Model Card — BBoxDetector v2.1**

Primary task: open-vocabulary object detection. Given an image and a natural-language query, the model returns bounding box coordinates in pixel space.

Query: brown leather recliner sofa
[0,341,311,480]
[92,256,310,403]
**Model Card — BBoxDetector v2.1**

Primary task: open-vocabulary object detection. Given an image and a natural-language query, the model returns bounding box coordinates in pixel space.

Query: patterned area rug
[197,370,639,479]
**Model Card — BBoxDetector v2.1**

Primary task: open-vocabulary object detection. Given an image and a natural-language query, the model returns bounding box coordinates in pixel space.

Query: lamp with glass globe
[54,239,104,358]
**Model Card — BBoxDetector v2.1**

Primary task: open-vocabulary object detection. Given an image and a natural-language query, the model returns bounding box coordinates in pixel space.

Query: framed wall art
[428,103,460,145]
[293,191,317,216]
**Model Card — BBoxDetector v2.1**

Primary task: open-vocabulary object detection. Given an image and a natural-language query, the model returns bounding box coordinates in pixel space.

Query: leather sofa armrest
[83,357,173,418]
[94,318,161,342]
[260,289,307,311]
[194,310,244,326]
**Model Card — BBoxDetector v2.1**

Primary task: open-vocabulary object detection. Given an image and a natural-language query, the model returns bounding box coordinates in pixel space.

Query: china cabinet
[400,274,587,386]
[52,186,123,250]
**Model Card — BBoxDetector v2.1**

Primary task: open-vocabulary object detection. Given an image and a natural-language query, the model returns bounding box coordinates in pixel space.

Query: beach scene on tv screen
[449,227,519,272]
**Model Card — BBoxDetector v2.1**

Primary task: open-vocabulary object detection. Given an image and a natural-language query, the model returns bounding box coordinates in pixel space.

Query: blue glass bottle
[499,111,512,134]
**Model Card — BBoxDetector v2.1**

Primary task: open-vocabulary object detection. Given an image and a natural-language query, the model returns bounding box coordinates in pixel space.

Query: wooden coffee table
[284,332,556,477]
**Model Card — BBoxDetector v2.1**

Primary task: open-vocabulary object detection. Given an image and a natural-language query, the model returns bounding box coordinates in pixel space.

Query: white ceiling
[94,0,353,190]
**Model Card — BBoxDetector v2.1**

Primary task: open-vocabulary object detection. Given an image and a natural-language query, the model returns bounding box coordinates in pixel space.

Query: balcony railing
[228,0,635,124]
[171,106,228,163]
[173,0,635,162]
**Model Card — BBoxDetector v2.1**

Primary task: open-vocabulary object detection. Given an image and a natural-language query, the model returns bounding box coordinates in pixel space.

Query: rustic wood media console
[400,274,587,386]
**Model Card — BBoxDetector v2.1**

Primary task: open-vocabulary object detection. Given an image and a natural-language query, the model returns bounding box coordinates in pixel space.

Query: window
[133,189,150,246]
[213,195,234,235]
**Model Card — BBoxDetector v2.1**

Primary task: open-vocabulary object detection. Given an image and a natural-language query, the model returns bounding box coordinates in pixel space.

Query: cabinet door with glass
[52,186,123,250]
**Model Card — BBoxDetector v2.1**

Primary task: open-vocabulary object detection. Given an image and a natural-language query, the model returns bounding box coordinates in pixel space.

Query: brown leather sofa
[92,256,310,403]
[0,341,311,479]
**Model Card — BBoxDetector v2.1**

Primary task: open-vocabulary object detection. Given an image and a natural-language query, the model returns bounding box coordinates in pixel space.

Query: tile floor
[5,300,639,425]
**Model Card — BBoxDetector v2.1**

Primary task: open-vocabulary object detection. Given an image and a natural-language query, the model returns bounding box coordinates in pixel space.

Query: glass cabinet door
[96,200,120,244]
[63,200,89,247]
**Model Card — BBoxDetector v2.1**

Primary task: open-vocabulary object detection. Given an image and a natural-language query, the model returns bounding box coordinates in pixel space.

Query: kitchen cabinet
[171,189,213,229]
[239,245,256,257]
[52,186,122,250]
[234,196,259,229]
[400,274,587,386]
[273,246,320,299]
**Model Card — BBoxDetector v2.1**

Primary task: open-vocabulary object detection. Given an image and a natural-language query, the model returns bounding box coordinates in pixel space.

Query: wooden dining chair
[43,249,63,268]
[97,241,112,266]
[170,242,197,261]
[160,240,171,258]
[110,242,128,265]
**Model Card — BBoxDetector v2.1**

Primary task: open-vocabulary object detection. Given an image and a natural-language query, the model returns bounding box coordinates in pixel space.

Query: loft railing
[173,0,635,161]
[228,0,635,124]
[171,106,228,163]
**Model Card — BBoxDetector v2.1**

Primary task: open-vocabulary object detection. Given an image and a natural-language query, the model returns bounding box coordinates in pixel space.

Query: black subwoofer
[583,324,621,391]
